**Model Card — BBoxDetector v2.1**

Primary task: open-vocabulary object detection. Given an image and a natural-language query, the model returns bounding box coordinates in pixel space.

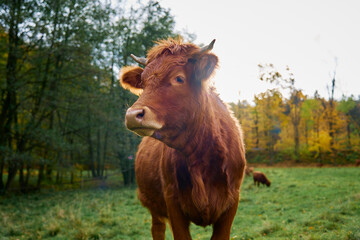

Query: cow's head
[120,38,218,149]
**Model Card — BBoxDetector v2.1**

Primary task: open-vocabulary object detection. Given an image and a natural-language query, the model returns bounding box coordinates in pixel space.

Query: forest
[0,0,359,194]
[231,63,360,166]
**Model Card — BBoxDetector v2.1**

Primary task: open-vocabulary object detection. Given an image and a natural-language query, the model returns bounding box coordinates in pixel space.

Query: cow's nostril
[136,110,145,119]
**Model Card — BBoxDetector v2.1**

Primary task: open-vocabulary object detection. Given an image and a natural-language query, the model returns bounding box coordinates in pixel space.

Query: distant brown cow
[120,38,246,239]
[253,171,271,187]
[356,160,360,166]
[245,166,254,176]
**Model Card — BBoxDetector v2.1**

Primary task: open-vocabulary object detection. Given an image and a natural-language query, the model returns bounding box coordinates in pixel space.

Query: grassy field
[0,167,359,240]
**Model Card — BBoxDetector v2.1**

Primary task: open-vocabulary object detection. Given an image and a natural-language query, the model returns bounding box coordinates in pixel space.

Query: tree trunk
[46,168,53,181]
[254,109,259,149]
[315,115,323,164]
[122,160,130,186]
[37,163,44,188]
[294,121,300,162]
[19,162,25,192]
[291,92,301,163]
[70,171,74,184]
[329,77,336,164]
[346,119,351,149]
[0,158,4,192]
[101,129,109,177]
[1,1,23,194]
[96,130,101,177]
[56,169,60,183]
[87,125,96,178]
[305,122,309,148]
[5,163,18,191]
[25,164,30,187]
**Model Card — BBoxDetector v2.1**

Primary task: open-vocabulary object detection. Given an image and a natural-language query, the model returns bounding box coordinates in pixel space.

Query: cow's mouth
[129,127,158,137]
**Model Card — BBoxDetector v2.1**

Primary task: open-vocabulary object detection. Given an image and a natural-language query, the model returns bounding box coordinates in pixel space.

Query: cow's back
[135,137,167,217]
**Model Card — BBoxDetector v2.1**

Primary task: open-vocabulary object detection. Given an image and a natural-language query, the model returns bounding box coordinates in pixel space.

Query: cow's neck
[177,93,228,220]
[181,92,226,163]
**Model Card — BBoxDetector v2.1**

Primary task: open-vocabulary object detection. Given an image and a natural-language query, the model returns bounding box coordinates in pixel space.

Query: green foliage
[233,64,360,165]
[337,96,357,114]
[0,167,359,239]
[0,0,192,192]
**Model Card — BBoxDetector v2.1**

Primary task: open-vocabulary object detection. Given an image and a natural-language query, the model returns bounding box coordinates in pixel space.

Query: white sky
[122,0,360,103]
[157,0,360,103]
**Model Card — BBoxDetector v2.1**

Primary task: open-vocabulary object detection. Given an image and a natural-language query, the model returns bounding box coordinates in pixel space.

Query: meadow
[0,167,359,240]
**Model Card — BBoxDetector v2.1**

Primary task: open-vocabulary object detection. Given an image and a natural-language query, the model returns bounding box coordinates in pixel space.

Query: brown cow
[355,159,360,166]
[120,38,246,240]
[252,171,271,187]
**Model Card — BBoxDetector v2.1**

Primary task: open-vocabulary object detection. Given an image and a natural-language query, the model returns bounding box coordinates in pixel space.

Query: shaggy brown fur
[245,166,254,176]
[120,38,246,240]
[356,159,360,166]
[253,171,271,187]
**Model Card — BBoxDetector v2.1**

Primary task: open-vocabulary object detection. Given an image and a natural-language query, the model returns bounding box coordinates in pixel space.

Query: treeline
[2,1,358,195]
[231,64,360,165]
[0,0,186,193]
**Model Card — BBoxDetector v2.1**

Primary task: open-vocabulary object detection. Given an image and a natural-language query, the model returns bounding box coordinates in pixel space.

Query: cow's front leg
[211,200,239,240]
[166,198,192,240]
[150,212,166,240]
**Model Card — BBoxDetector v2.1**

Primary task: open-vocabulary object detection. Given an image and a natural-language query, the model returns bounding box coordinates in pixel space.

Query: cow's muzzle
[125,106,163,136]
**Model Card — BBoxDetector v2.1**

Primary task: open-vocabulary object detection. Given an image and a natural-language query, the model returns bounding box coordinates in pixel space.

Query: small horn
[199,39,216,54]
[131,54,147,66]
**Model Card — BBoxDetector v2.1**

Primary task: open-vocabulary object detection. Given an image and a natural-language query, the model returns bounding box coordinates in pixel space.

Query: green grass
[0,168,359,239]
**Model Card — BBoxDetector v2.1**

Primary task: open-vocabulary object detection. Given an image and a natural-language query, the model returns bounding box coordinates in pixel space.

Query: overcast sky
[125,0,360,103]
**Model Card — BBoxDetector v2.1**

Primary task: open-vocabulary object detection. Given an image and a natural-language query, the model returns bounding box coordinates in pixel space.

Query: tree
[300,92,326,163]
[230,100,253,149]
[254,89,283,164]
[0,0,182,193]
[0,0,38,192]
[258,64,304,161]
[337,96,357,149]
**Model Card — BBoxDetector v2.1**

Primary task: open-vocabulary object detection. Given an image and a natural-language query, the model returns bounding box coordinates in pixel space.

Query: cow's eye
[176,76,184,84]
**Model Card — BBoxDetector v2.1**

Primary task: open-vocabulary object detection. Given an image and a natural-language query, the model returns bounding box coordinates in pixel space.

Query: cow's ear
[120,66,144,96]
[192,53,218,82]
